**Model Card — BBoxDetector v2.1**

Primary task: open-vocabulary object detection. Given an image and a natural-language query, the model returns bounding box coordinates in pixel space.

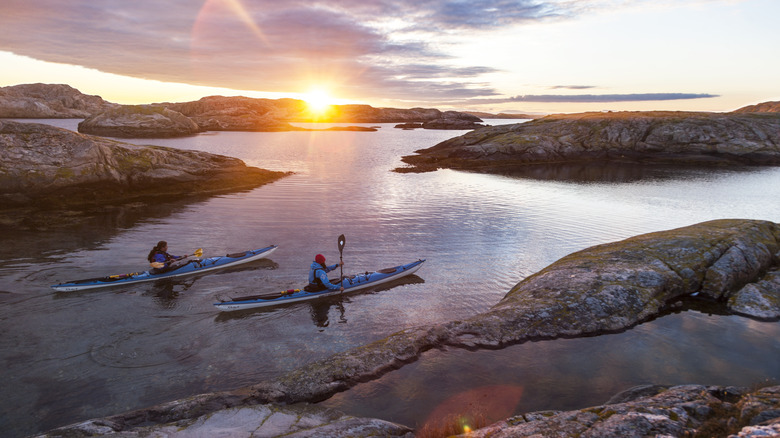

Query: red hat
[315,254,326,264]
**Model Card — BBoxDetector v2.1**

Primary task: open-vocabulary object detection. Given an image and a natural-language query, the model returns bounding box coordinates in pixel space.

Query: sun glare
[304,89,333,114]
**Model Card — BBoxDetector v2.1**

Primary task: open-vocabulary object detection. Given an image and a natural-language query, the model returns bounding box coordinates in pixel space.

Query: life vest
[305,264,328,292]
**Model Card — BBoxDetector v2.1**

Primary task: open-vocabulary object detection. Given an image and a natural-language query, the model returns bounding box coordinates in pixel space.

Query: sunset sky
[1,0,778,114]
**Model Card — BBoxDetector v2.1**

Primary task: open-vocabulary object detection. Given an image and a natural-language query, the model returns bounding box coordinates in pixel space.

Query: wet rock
[78,105,200,138]
[399,111,780,172]
[0,120,288,209]
[461,385,780,438]
[0,83,115,118]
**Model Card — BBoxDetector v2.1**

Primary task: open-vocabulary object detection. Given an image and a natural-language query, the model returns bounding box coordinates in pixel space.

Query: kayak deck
[51,245,278,291]
[214,259,425,312]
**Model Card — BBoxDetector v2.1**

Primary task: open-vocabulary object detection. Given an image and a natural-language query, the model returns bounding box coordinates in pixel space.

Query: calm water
[1,119,779,436]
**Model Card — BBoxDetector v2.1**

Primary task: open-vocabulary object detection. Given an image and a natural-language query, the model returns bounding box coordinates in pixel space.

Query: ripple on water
[90,331,200,369]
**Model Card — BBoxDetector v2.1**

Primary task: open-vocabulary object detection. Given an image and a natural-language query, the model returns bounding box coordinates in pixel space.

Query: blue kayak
[214,259,425,312]
[51,245,278,291]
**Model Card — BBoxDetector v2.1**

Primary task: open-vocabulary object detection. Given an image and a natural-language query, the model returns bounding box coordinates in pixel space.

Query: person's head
[315,254,326,264]
[148,241,168,262]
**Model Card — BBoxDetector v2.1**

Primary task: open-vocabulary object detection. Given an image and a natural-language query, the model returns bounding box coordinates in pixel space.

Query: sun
[303,89,333,115]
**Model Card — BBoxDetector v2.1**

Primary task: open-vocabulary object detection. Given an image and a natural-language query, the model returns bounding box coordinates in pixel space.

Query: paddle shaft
[338,234,345,288]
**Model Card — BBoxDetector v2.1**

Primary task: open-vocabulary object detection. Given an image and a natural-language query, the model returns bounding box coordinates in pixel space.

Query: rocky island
[397,111,780,173]
[0,120,288,210]
[39,219,780,437]
[1,84,484,137]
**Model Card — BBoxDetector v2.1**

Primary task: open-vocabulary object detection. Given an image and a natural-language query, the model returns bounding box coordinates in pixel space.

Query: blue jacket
[151,251,179,267]
[308,261,341,290]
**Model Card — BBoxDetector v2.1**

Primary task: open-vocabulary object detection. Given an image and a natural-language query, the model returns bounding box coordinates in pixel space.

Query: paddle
[337,234,345,288]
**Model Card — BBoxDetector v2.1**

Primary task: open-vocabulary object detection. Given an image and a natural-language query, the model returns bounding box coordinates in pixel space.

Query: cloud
[0,0,729,106]
[0,0,578,101]
[506,93,719,102]
[442,92,720,107]
[549,85,597,90]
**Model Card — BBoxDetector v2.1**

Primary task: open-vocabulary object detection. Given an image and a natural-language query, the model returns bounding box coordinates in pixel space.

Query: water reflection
[0,196,214,262]
[321,306,780,429]
[309,298,348,328]
[144,279,198,309]
[487,162,759,183]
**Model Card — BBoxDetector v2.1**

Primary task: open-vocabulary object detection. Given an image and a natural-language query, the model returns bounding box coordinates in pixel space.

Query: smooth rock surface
[0,83,115,118]
[78,105,200,138]
[37,403,413,437]
[399,111,780,172]
[458,385,780,438]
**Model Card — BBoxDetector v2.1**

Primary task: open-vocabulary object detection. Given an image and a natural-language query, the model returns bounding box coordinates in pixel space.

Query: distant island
[464,110,543,119]
[0,83,485,137]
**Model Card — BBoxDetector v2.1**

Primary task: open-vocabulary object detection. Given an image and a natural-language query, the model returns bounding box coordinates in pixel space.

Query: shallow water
[1,119,779,436]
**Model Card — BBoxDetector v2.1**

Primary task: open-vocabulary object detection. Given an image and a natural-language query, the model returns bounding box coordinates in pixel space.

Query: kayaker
[147,241,189,273]
[307,253,344,292]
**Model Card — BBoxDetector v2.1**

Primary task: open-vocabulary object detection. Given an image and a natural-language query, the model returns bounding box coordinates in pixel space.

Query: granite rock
[0,83,115,118]
[0,120,288,208]
[78,105,201,138]
[399,111,780,172]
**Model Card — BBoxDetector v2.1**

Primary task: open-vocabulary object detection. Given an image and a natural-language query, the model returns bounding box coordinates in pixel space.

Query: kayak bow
[51,245,278,291]
[214,259,425,312]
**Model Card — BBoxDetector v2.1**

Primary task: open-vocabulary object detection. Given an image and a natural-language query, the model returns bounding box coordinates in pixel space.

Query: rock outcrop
[395,111,485,130]
[38,403,413,438]
[163,96,301,131]
[398,111,780,172]
[325,105,483,125]
[448,219,780,350]
[462,385,780,438]
[0,83,115,118]
[36,385,780,437]
[78,105,201,138]
[37,219,780,437]
[421,110,485,130]
[733,101,780,113]
[0,120,289,208]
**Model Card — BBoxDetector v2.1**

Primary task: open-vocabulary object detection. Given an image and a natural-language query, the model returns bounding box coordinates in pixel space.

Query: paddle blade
[194,248,203,257]
[338,234,346,253]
